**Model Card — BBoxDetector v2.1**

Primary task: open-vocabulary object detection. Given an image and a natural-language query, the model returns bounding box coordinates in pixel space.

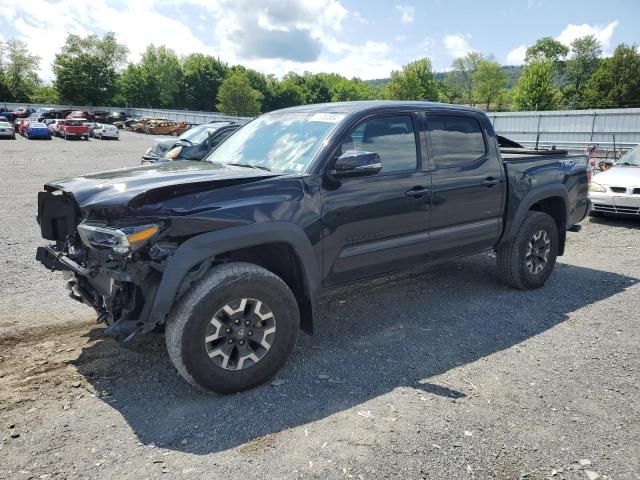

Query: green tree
[31,85,60,104]
[268,75,306,110]
[584,44,640,108]
[114,64,147,106]
[449,51,484,105]
[384,58,438,101]
[525,37,569,63]
[137,45,183,108]
[2,39,40,102]
[438,73,463,104]
[302,73,333,104]
[216,70,262,116]
[182,54,227,111]
[473,59,507,110]
[511,59,558,111]
[53,33,127,105]
[563,36,602,108]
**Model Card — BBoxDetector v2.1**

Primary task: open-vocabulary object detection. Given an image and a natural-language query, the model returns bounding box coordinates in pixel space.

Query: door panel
[321,114,431,286]
[426,114,505,259]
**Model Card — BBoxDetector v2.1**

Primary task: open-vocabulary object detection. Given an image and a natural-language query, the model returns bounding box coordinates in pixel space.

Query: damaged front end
[36,188,176,341]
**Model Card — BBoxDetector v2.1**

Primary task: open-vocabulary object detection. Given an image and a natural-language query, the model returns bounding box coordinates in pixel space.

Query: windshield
[180,123,228,144]
[205,112,344,173]
[618,145,640,166]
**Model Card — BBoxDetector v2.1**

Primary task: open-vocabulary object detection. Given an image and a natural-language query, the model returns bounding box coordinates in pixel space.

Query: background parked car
[0,108,16,122]
[141,122,241,164]
[590,144,640,217]
[14,118,29,136]
[59,119,90,140]
[11,107,35,119]
[67,110,95,122]
[0,120,16,139]
[92,123,119,140]
[104,111,128,124]
[25,122,52,140]
[45,119,63,136]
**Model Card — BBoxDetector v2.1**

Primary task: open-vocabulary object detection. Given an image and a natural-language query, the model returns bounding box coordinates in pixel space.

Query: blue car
[25,122,51,140]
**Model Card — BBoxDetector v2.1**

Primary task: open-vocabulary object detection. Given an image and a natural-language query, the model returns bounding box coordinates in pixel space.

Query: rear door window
[426,115,486,168]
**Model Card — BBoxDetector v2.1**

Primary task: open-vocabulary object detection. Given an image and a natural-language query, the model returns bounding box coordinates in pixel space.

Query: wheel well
[529,196,567,255]
[215,243,314,334]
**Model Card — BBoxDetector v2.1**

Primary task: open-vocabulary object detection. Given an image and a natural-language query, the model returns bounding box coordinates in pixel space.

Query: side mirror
[330,150,382,179]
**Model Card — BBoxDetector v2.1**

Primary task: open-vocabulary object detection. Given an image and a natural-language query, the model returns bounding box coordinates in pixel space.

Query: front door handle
[481,177,501,187]
[405,186,430,198]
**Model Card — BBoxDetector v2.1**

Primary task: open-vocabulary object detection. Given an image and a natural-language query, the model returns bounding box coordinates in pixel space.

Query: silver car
[0,120,16,139]
[589,145,640,217]
[92,123,119,140]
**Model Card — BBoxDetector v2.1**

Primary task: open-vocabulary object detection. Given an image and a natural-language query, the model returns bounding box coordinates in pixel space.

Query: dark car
[36,101,590,394]
[0,108,15,122]
[141,122,242,164]
[104,111,128,124]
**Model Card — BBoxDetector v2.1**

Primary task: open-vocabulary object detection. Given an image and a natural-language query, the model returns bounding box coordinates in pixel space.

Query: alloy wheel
[204,298,276,371]
[525,229,551,274]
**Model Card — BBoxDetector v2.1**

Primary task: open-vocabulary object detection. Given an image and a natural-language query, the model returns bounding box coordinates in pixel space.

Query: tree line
[1,33,639,115]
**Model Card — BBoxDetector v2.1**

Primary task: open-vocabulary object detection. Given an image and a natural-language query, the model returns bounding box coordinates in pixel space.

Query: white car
[590,145,640,217]
[0,120,16,139]
[92,123,119,140]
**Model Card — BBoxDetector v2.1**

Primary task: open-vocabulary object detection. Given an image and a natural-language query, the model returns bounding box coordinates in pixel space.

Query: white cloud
[0,0,402,81]
[556,20,619,52]
[506,45,527,65]
[395,5,415,24]
[443,33,474,58]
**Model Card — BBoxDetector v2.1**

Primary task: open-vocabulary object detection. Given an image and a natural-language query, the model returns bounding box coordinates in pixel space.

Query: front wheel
[496,211,559,290]
[166,262,300,394]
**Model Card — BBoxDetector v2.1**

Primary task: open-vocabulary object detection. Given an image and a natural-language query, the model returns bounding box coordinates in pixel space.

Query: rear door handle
[481,177,501,187]
[405,186,430,198]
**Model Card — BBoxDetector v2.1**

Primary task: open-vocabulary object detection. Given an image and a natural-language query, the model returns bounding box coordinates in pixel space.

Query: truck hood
[46,160,280,209]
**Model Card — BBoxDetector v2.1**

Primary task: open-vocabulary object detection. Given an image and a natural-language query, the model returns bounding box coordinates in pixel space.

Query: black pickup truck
[36,101,590,393]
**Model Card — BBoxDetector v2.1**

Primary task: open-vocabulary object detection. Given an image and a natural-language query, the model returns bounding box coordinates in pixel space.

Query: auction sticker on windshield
[309,113,346,123]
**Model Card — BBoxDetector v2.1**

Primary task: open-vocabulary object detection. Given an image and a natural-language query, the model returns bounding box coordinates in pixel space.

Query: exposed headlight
[165,146,183,160]
[77,222,159,254]
[589,182,606,193]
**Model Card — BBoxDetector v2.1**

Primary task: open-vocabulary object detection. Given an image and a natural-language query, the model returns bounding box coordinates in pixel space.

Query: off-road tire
[496,211,559,290]
[166,262,300,394]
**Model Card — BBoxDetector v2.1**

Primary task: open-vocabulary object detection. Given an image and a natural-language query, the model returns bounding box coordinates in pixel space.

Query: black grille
[610,186,627,193]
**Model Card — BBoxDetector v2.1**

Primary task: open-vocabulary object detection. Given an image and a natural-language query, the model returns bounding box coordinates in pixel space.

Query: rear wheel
[166,262,300,394]
[496,211,559,290]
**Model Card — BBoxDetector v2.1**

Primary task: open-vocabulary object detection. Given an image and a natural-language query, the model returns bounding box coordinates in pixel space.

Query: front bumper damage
[36,189,167,341]
[36,243,162,341]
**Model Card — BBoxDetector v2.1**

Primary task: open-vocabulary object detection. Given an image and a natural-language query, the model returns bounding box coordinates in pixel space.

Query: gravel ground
[0,135,639,480]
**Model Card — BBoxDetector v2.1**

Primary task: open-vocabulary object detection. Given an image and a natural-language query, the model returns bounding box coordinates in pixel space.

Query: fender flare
[145,222,321,327]
[496,185,569,251]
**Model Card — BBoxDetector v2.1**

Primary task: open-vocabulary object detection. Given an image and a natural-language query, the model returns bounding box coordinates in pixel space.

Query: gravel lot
[0,134,639,480]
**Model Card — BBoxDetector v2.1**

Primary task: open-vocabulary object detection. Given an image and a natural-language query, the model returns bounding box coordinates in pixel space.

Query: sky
[0,0,638,83]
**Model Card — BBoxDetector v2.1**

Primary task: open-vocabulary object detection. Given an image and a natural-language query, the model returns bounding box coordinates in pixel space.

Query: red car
[59,119,90,140]
[14,118,30,136]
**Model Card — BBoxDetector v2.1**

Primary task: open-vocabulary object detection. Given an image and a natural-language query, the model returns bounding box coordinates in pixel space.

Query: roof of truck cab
[271,100,485,115]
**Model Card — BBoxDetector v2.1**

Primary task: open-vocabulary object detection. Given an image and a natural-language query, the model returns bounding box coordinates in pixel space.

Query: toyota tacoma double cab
[36,101,590,393]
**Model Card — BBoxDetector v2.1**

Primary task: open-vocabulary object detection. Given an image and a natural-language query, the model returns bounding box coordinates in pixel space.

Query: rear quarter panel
[500,153,589,242]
